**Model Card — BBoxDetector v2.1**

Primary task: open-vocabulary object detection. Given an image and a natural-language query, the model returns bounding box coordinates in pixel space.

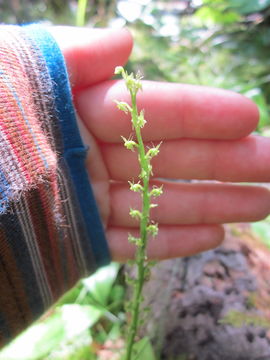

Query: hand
[49,27,270,262]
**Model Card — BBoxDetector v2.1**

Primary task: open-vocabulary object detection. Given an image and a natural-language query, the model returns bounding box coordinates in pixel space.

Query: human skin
[49,26,270,262]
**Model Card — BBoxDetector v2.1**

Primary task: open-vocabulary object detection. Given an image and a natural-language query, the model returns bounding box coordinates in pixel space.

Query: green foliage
[200,0,270,18]
[0,0,75,25]
[0,263,122,360]
[131,337,156,360]
[129,12,270,130]
[0,306,96,360]
[82,262,120,307]
[196,1,241,25]
[252,217,270,249]
[227,0,270,14]
[76,0,88,26]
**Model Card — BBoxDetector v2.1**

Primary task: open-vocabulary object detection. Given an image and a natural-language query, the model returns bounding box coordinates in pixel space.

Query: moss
[220,310,270,328]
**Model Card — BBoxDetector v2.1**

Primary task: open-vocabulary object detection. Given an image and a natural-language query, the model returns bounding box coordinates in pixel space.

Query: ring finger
[109,181,270,227]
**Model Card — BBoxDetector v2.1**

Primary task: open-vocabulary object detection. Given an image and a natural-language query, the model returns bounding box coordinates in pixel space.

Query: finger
[102,135,270,182]
[76,80,259,141]
[48,27,133,89]
[109,182,270,226]
[76,116,110,225]
[107,224,224,261]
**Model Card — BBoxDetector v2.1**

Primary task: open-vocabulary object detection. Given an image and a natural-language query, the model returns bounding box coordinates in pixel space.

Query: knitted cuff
[0,24,110,346]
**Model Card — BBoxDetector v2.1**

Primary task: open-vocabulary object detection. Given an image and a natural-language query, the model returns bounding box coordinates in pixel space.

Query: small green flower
[129,208,142,220]
[146,142,162,159]
[147,223,159,237]
[129,181,143,192]
[114,66,124,75]
[121,136,138,151]
[140,169,147,179]
[150,185,163,197]
[128,234,143,246]
[137,110,146,128]
[115,100,132,114]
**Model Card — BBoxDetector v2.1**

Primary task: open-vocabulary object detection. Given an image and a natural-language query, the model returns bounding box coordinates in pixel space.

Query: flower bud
[129,208,142,220]
[150,185,163,197]
[115,100,132,114]
[137,110,146,128]
[147,223,158,237]
[121,136,138,151]
[129,181,143,192]
[128,234,142,246]
[146,142,161,159]
[114,66,124,75]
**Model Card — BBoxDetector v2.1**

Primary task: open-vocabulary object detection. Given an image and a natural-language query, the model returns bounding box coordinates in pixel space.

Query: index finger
[76,80,259,142]
[48,27,133,89]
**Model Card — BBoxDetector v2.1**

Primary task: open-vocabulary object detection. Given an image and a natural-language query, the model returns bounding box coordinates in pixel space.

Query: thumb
[48,26,133,89]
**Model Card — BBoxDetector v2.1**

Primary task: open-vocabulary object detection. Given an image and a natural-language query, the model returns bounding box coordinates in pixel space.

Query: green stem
[76,0,88,27]
[124,93,151,360]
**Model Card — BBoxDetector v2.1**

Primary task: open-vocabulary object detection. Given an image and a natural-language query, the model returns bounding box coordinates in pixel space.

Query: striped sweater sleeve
[0,25,110,347]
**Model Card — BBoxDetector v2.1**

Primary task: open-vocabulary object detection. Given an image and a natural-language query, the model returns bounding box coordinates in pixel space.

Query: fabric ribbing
[25,24,110,268]
[0,25,109,347]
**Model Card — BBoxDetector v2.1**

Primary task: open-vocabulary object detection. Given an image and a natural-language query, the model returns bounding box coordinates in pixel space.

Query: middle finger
[102,135,270,182]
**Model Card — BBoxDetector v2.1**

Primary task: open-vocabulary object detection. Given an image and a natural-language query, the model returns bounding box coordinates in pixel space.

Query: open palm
[50,26,270,262]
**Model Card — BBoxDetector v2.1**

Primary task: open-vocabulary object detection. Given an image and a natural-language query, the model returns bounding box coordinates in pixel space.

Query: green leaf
[82,262,120,307]
[251,219,270,249]
[110,284,125,304]
[196,5,241,25]
[227,0,270,14]
[60,304,103,335]
[56,284,82,306]
[243,88,270,130]
[0,305,101,360]
[0,312,64,360]
[107,321,122,341]
[132,337,156,360]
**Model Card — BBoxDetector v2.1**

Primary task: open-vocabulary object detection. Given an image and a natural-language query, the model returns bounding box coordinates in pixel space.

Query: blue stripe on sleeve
[24,25,110,268]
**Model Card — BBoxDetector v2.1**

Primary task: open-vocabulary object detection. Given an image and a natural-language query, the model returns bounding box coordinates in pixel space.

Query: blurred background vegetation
[1,0,270,129]
[1,0,270,359]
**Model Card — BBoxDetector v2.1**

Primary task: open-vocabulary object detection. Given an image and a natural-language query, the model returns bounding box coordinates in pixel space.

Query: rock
[139,224,270,360]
